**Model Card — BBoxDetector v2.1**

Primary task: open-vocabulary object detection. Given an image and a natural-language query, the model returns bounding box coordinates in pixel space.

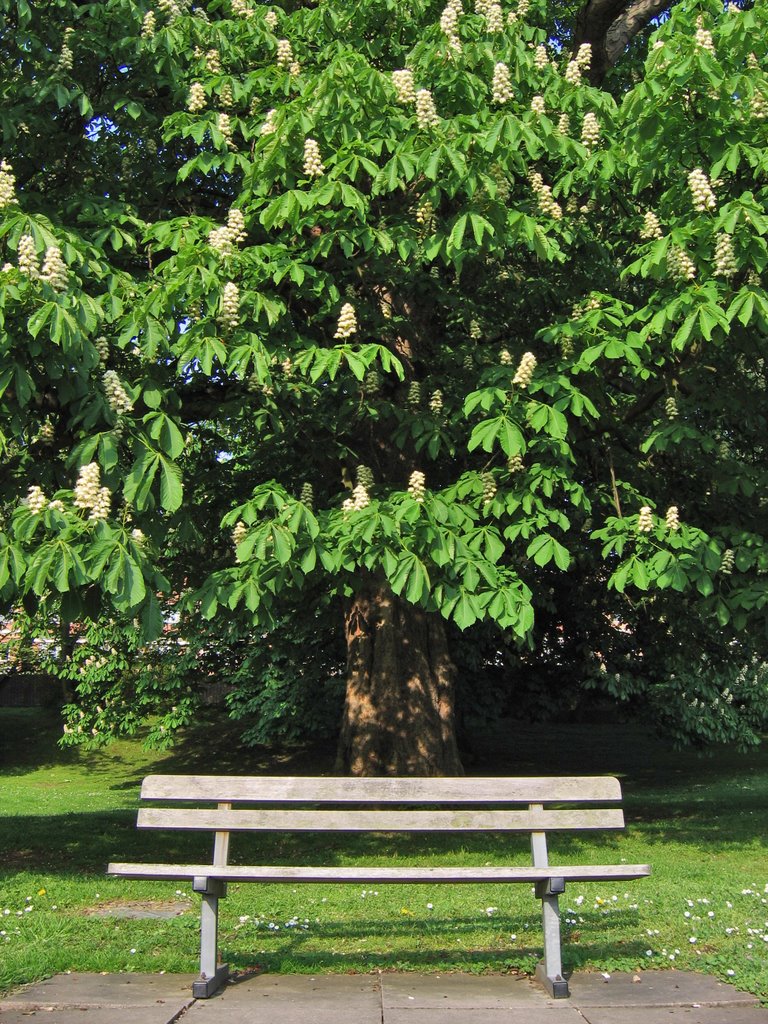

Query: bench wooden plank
[140,774,623,804]
[108,862,652,883]
[136,806,626,832]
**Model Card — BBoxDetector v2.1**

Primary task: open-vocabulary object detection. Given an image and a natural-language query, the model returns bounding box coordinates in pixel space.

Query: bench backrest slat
[136,807,626,832]
[139,774,622,804]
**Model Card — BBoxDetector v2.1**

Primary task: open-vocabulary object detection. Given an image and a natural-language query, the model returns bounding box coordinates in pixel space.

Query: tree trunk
[335,576,463,776]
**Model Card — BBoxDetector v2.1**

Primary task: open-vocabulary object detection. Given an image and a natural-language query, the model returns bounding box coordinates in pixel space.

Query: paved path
[1,970,767,1024]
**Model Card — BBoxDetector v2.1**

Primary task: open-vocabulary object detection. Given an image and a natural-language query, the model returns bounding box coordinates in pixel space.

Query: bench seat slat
[108,862,651,883]
[140,775,623,804]
[136,807,625,832]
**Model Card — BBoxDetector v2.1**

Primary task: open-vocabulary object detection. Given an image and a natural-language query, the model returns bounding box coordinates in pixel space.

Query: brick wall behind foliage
[0,673,60,707]
[200,680,233,705]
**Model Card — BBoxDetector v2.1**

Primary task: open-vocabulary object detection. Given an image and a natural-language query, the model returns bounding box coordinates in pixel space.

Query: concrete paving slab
[0,973,196,1011]
[384,1009,584,1023]
[381,972,548,1008]
[0,1006,187,1024]
[3,969,767,1024]
[568,971,760,1007]
[579,1006,768,1024]
[182,973,382,1024]
[183,1003,380,1024]
[213,973,381,1004]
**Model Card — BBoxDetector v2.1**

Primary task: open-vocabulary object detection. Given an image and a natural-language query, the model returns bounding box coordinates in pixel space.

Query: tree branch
[574,0,675,83]
[604,0,673,67]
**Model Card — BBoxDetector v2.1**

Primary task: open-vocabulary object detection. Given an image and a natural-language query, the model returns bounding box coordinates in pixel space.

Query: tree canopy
[1,0,767,772]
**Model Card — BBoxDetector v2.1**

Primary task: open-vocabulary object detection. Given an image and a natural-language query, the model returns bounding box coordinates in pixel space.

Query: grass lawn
[1,707,767,1001]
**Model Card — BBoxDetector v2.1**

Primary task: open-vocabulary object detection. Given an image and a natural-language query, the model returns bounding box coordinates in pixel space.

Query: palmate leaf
[123,438,183,513]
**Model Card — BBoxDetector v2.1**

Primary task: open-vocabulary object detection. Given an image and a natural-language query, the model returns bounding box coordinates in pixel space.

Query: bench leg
[192,877,229,999]
[534,881,569,998]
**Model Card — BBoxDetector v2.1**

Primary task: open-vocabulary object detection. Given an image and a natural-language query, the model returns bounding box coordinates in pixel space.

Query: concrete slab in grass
[83,900,192,920]
[568,971,760,1008]
[0,972,196,1012]
[380,972,552,1009]
[579,1005,768,1024]
[183,973,382,1024]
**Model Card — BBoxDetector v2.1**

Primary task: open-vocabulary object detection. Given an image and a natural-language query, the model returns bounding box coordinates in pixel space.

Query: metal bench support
[531,809,569,998]
[192,876,229,998]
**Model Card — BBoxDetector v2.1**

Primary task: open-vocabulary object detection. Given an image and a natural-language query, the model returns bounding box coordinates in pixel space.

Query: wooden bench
[108,775,650,1000]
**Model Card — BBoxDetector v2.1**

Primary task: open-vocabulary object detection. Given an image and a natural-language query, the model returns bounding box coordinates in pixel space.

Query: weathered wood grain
[108,862,652,883]
[136,807,626,832]
[140,775,623,804]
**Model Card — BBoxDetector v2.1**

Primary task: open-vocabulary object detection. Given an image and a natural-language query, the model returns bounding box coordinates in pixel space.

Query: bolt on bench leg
[192,876,229,999]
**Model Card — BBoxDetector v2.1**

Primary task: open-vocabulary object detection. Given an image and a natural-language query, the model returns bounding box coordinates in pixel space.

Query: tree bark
[335,576,463,776]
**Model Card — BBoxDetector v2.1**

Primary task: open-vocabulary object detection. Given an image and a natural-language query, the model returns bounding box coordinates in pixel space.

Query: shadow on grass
[1,709,766,877]
[0,809,598,873]
[0,707,338,783]
[224,941,653,974]
[216,909,649,975]
[4,707,766,788]
[0,707,83,773]
[471,719,768,784]
[0,707,168,779]
[220,907,642,940]
[1,801,763,882]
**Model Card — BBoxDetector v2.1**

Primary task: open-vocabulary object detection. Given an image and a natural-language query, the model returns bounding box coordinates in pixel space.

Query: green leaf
[469,213,494,245]
[299,546,317,573]
[98,434,120,474]
[272,525,294,564]
[27,302,55,339]
[447,214,467,254]
[120,554,147,607]
[124,448,160,510]
[527,534,554,567]
[389,553,416,597]
[141,593,164,640]
[0,542,25,590]
[405,559,430,603]
[141,383,164,409]
[452,591,480,630]
[551,538,571,571]
[484,531,505,564]
[49,304,78,347]
[631,557,649,590]
[498,418,525,457]
[611,561,631,593]
[696,574,714,597]
[146,412,185,458]
[200,587,218,620]
[468,417,502,453]
[714,598,730,627]
[423,148,443,180]
[158,456,183,512]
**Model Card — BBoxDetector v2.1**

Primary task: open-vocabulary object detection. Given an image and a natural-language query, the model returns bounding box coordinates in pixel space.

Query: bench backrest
[136,775,627,834]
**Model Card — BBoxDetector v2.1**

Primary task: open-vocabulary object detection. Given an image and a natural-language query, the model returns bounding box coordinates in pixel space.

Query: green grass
[1,708,767,1002]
